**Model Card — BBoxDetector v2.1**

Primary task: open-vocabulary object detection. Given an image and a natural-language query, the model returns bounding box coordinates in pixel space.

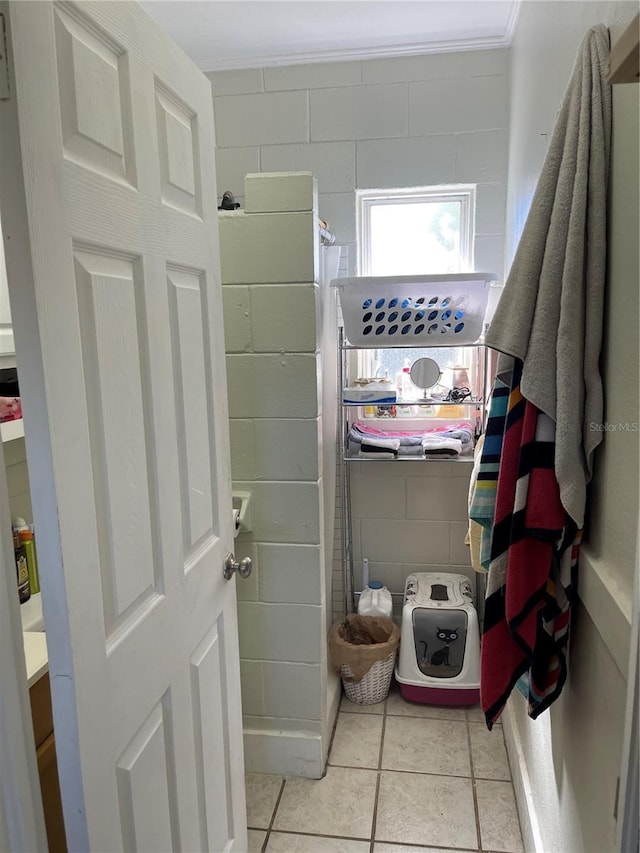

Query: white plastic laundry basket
[332,273,498,347]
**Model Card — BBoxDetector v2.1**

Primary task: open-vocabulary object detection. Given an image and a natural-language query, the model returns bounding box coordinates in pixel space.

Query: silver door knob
[224,552,253,581]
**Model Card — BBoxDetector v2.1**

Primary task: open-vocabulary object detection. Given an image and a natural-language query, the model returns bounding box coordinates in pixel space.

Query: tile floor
[245,685,524,853]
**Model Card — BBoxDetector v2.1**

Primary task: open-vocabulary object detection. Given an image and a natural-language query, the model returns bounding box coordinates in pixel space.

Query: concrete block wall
[209,50,510,623]
[350,461,475,618]
[208,49,509,278]
[219,172,338,778]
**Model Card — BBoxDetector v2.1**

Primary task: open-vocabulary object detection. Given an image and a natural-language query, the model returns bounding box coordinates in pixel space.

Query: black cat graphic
[419,627,459,670]
[430,627,459,665]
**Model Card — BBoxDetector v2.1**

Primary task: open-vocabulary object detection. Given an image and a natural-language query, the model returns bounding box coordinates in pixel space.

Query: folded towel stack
[359,436,401,459]
[348,422,473,459]
[421,435,463,457]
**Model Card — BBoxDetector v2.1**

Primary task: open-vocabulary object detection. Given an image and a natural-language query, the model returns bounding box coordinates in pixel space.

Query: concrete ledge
[245,172,318,214]
[243,727,325,779]
[578,550,632,677]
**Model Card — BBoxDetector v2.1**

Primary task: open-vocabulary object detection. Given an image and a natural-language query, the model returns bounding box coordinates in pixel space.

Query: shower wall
[207,49,511,623]
[219,172,339,778]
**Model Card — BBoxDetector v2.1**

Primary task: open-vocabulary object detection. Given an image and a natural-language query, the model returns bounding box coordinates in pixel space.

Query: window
[356,186,478,400]
[357,185,475,277]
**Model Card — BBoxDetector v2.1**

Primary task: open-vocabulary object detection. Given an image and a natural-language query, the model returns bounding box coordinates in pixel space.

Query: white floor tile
[341,694,386,714]
[375,770,478,849]
[273,766,377,839]
[267,833,370,852]
[476,780,524,852]
[466,703,485,722]
[374,845,476,853]
[248,829,267,852]
[245,773,283,829]
[469,722,511,780]
[329,712,383,769]
[386,688,467,721]
[382,715,471,776]
[467,703,501,725]
[246,686,522,853]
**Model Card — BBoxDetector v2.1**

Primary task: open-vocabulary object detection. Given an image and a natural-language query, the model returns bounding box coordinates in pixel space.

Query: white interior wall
[0,222,15,357]
[503,4,639,852]
[208,49,511,621]
[208,49,509,278]
[219,173,338,778]
[4,437,32,522]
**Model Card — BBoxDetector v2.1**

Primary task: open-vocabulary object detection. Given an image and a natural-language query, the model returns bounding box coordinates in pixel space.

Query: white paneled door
[0,2,247,850]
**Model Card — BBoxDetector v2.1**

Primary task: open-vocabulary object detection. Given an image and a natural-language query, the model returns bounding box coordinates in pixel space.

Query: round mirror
[409,357,441,396]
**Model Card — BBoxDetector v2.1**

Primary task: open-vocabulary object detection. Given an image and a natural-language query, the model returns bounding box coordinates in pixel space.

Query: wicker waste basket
[329,614,401,705]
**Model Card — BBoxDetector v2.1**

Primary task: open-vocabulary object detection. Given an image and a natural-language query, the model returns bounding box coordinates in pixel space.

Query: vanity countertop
[23,631,48,688]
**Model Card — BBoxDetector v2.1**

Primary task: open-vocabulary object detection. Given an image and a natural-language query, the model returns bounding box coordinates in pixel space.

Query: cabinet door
[29,672,54,750]
[36,733,67,853]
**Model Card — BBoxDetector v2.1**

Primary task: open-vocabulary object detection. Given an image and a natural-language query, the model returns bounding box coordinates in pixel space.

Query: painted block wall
[350,460,477,615]
[502,3,639,852]
[4,437,32,522]
[218,172,338,778]
[208,49,509,279]
[209,49,510,621]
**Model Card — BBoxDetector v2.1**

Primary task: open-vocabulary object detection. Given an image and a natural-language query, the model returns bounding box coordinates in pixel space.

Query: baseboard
[502,702,545,853]
[243,727,324,779]
[322,671,341,767]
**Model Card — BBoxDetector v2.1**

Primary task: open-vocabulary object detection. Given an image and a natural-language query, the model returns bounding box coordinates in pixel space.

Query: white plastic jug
[358,581,393,619]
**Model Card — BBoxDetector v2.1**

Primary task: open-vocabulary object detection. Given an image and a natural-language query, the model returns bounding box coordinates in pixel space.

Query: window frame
[356,184,476,277]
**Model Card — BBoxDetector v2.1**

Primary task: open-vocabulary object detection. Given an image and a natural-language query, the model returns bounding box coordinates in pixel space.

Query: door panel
[191,620,234,851]
[54,3,136,186]
[167,266,216,553]
[74,248,159,633]
[156,82,201,216]
[1,1,246,850]
[116,700,178,852]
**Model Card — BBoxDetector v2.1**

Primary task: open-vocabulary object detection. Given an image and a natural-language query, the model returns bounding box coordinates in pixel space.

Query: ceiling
[142,1,521,72]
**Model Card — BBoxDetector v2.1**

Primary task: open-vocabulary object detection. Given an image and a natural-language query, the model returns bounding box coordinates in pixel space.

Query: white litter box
[395,572,480,705]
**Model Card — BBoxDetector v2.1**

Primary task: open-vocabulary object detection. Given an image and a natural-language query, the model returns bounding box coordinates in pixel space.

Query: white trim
[502,701,545,853]
[200,34,514,73]
[0,6,47,847]
[0,440,47,852]
[1,3,87,842]
[616,515,639,852]
[503,0,523,46]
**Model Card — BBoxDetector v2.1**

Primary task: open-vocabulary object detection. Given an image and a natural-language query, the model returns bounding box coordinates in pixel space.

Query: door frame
[0,1,88,844]
[0,438,46,852]
[617,513,639,852]
[1,3,249,848]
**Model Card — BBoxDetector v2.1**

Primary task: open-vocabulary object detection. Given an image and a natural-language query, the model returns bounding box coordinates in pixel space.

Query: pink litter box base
[399,682,479,706]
